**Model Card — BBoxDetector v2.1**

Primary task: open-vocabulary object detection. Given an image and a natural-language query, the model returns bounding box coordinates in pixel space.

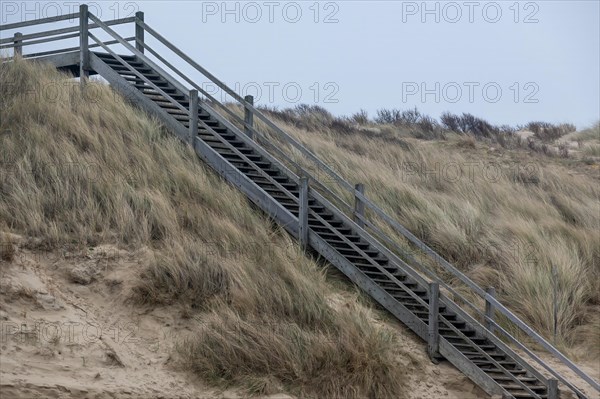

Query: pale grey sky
[2,1,599,128]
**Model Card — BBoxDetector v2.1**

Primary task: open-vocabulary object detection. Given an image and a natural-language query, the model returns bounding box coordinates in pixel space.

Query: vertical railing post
[13,32,23,57]
[353,183,365,228]
[547,379,558,399]
[189,90,198,145]
[485,287,496,334]
[79,4,89,82]
[244,95,254,139]
[134,11,145,88]
[135,11,145,53]
[552,265,559,343]
[428,282,440,363]
[298,177,309,250]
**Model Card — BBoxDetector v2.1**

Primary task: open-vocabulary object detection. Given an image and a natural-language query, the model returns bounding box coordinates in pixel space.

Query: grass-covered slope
[257,107,600,358]
[0,59,410,398]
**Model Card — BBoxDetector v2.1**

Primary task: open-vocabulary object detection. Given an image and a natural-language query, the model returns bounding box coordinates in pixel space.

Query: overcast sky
[2,1,599,128]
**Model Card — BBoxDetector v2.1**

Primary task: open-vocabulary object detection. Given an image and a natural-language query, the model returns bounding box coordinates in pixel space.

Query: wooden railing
[0,12,135,59]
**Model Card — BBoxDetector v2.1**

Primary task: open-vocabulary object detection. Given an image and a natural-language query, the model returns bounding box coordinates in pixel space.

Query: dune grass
[0,58,410,398]
[248,109,600,358]
[573,122,600,142]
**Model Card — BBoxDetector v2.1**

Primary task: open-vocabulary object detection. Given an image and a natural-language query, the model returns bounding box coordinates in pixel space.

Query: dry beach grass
[1,57,598,397]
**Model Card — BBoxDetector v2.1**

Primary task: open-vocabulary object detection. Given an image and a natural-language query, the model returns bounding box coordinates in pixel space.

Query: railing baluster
[354,183,365,228]
[189,89,198,145]
[244,95,254,139]
[547,379,559,399]
[79,5,89,82]
[428,282,440,363]
[13,32,22,56]
[485,287,496,334]
[299,177,309,250]
[135,11,144,54]
[134,11,145,88]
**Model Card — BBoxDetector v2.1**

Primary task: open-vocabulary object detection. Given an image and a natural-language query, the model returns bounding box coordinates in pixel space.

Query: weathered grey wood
[313,213,432,323]
[441,291,550,385]
[552,265,558,343]
[302,203,432,336]
[298,177,309,250]
[547,379,559,399]
[487,317,578,397]
[88,32,186,114]
[0,32,79,49]
[190,105,304,214]
[21,37,134,60]
[305,195,430,309]
[87,13,190,99]
[201,101,308,188]
[9,26,79,43]
[138,20,244,103]
[0,17,136,45]
[308,189,429,289]
[486,293,598,392]
[354,183,365,228]
[138,40,246,128]
[13,32,22,56]
[428,282,440,363]
[440,317,542,398]
[308,229,429,338]
[244,95,254,139]
[198,107,425,311]
[91,53,298,234]
[94,36,584,398]
[23,50,80,69]
[189,89,198,144]
[439,339,507,397]
[135,12,144,54]
[108,19,596,396]
[79,5,89,81]
[485,286,496,333]
[254,82,598,395]
[0,12,78,31]
[158,16,503,304]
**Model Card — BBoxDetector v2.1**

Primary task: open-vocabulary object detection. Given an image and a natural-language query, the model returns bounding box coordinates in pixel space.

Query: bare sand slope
[0,239,211,398]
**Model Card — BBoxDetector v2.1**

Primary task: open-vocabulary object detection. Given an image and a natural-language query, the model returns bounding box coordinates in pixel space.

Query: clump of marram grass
[573,121,600,142]
[583,144,600,156]
[131,239,232,308]
[525,121,576,141]
[1,58,410,397]
[179,306,407,398]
